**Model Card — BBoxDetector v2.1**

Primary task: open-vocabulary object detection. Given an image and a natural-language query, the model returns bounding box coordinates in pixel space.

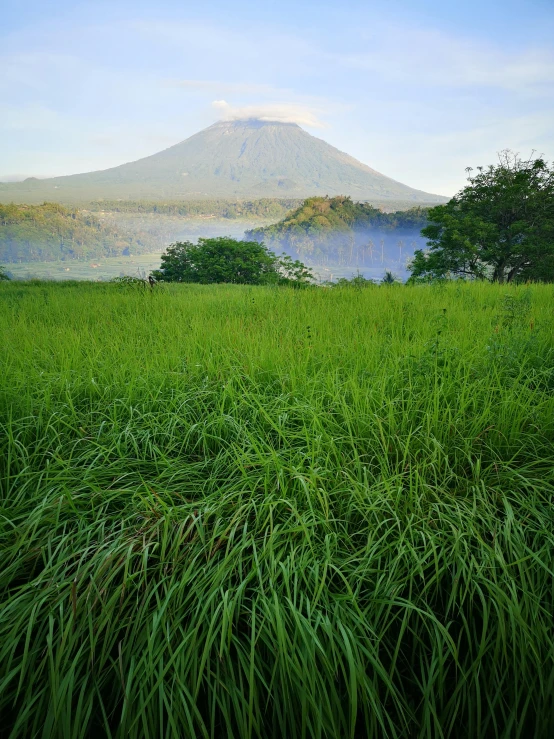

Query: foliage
[1,281,553,737]
[248,196,429,240]
[0,265,10,281]
[246,196,430,267]
[152,237,312,286]
[410,151,554,283]
[0,202,156,263]
[381,270,401,284]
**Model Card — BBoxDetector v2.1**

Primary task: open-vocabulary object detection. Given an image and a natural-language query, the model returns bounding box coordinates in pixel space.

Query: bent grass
[0,281,553,738]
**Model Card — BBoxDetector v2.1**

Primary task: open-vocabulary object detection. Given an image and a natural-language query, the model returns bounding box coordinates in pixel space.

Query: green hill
[0,120,447,205]
[0,202,157,263]
[246,196,430,269]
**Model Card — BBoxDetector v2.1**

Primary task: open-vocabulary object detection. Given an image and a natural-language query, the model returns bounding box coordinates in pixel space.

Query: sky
[1,0,553,196]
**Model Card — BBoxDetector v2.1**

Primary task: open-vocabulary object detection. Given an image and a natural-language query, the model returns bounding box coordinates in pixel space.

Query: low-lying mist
[260,227,427,280]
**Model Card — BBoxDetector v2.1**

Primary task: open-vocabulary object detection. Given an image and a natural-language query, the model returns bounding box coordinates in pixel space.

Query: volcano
[0,119,446,204]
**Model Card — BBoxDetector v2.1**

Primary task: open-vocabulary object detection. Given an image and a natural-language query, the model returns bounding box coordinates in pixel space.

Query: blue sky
[1,0,553,195]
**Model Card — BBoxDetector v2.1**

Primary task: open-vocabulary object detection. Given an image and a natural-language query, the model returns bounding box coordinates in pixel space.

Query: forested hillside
[246,196,430,268]
[0,203,156,263]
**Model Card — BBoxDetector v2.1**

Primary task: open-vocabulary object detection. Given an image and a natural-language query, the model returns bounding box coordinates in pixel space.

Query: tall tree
[409,151,554,283]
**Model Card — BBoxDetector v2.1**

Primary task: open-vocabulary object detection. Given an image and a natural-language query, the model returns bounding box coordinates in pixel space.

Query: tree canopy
[152,237,313,286]
[409,151,554,283]
[248,196,429,243]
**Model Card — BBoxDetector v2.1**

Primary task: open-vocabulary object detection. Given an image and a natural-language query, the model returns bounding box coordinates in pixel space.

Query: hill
[0,120,447,205]
[0,202,157,263]
[246,196,430,272]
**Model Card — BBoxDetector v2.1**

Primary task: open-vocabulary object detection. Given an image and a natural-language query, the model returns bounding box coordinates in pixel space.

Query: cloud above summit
[211,101,326,128]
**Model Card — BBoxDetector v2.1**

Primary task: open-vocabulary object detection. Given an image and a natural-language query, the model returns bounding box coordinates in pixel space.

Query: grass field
[1,280,553,738]
[4,253,165,282]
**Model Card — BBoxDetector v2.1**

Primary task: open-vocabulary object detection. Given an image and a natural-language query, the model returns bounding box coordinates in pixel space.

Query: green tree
[0,265,10,281]
[152,237,312,286]
[409,151,554,283]
[381,270,400,284]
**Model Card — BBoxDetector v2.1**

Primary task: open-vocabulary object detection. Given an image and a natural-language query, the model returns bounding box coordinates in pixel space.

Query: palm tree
[382,270,399,284]
[397,239,404,264]
[367,239,375,264]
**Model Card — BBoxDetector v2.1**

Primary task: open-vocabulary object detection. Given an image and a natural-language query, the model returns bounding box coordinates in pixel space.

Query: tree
[381,270,400,284]
[152,237,312,286]
[0,265,10,281]
[409,151,554,283]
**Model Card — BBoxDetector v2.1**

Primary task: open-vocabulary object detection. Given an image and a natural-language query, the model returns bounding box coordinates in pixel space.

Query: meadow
[1,280,553,738]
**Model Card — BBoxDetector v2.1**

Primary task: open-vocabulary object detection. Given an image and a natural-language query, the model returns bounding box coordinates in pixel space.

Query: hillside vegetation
[0,202,156,262]
[247,196,430,267]
[1,280,553,737]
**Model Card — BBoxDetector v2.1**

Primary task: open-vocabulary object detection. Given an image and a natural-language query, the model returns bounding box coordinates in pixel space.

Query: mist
[254,226,428,282]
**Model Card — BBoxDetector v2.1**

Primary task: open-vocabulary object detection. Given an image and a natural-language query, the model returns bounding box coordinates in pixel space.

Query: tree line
[85,198,303,220]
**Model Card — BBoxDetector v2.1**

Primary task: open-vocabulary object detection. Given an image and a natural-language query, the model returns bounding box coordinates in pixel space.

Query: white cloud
[210,100,326,128]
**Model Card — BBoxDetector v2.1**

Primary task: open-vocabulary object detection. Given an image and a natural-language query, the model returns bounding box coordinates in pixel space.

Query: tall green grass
[1,280,553,738]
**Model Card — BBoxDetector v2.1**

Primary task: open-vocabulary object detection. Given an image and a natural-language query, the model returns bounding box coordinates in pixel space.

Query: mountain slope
[0,120,447,205]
